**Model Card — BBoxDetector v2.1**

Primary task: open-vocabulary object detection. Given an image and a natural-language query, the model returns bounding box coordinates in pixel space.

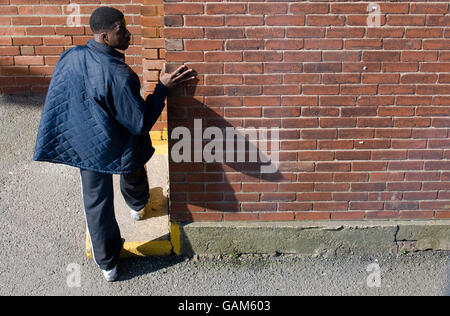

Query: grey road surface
[0,94,449,296]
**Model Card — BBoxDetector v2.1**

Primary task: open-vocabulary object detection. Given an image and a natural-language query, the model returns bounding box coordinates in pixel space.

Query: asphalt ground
[0,94,448,296]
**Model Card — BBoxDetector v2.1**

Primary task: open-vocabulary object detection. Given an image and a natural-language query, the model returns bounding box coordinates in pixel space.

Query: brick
[307,15,345,26]
[165,28,203,39]
[383,39,421,50]
[353,162,387,171]
[354,140,390,149]
[339,128,374,139]
[318,140,353,150]
[367,27,404,38]
[290,3,329,14]
[341,85,377,95]
[400,74,438,84]
[304,39,342,50]
[362,73,399,84]
[287,27,325,38]
[14,56,44,65]
[435,211,450,219]
[366,211,399,220]
[423,40,450,50]
[369,172,404,182]
[327,27,365,38]
[241,203,277,212]
[363,51,400,62]
[207,3,246,15]
[330,3,368,14]
[320,118,356,128]
[394,118,431,128]
[351,183,386,192]
[248,3,287,15]
[382,62,419,72]
[345,39,382,50]
[379,107,414,117]
[303,85,339,95]
[259,212,295,221]
[332,212,366,220]
[427,15,450,26]
[406,28,443,38]
[12,16,41,25]
[402,51,438,62]
[165,3,204,15]
[246,28,285,39]
[261,193,296,202]
[387,15,425,26]
[314,203,348,212]
[335,151,371,160]
[190,213,223,222]
[410,3,448,14]
[422,63,450,72]
[399,211,434,220]
[280,140,316,150]
[295,212,330,221]
[223,213,259,221]
[388,161,423,171]
[266,15,304,26]
[186,39,223,51]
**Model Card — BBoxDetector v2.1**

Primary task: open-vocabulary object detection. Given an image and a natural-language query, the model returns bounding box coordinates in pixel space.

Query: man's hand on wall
[159,63,197,88]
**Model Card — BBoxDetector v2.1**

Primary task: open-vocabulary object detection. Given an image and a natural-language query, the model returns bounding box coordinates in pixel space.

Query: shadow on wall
[0,65,52,96]
[166,67,284,222]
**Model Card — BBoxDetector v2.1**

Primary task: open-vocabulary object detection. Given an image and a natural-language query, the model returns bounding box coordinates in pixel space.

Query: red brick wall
[2,1,450,223]
[142,0,167,131]
[0,0,167,130]
[165,1,450,222]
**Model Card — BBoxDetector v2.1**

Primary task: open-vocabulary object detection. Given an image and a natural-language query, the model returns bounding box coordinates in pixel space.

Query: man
[33,6,196,282]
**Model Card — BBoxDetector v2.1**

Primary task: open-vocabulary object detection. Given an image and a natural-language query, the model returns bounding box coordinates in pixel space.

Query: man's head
[90,7,131,51]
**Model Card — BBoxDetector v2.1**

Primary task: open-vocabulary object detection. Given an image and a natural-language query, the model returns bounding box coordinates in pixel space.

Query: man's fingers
[171,64,188,78]
[177,76,196,84]
[173,69,195,81]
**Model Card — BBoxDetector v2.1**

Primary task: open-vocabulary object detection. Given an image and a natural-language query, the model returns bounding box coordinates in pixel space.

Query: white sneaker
[130,207,145,221]
[102,265,118,282]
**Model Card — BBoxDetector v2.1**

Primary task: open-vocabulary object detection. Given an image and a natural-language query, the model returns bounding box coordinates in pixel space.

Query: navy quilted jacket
[33,39,169,174]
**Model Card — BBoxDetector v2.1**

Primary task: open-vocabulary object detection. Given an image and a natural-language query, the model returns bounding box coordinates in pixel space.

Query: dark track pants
[80,167,149,270]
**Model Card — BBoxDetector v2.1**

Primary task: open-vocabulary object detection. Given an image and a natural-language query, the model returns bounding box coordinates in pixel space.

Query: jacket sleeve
[111,70,169,136]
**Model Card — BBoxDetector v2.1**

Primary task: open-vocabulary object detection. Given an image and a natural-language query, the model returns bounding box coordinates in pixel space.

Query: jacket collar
[87,39,125,62]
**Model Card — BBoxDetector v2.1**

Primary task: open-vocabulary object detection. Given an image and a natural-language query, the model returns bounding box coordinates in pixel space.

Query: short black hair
[89,7,124,34]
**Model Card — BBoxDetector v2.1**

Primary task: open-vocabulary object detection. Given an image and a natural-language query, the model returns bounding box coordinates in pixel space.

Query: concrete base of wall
[178,220,450,257]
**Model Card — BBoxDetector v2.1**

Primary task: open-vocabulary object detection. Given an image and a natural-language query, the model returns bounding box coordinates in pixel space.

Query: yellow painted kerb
[86,222,181,259]
[170,222,181,255]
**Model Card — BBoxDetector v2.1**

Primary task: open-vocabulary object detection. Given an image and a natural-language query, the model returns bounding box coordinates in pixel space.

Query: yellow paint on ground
[86,229,180,258]
[150,129,168,141]
[121,241,173,257]
[151,130,168,155]
[85,215,176,258]
[86,237,173,259]
[85,129,173,259]
[86,225,93,259]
